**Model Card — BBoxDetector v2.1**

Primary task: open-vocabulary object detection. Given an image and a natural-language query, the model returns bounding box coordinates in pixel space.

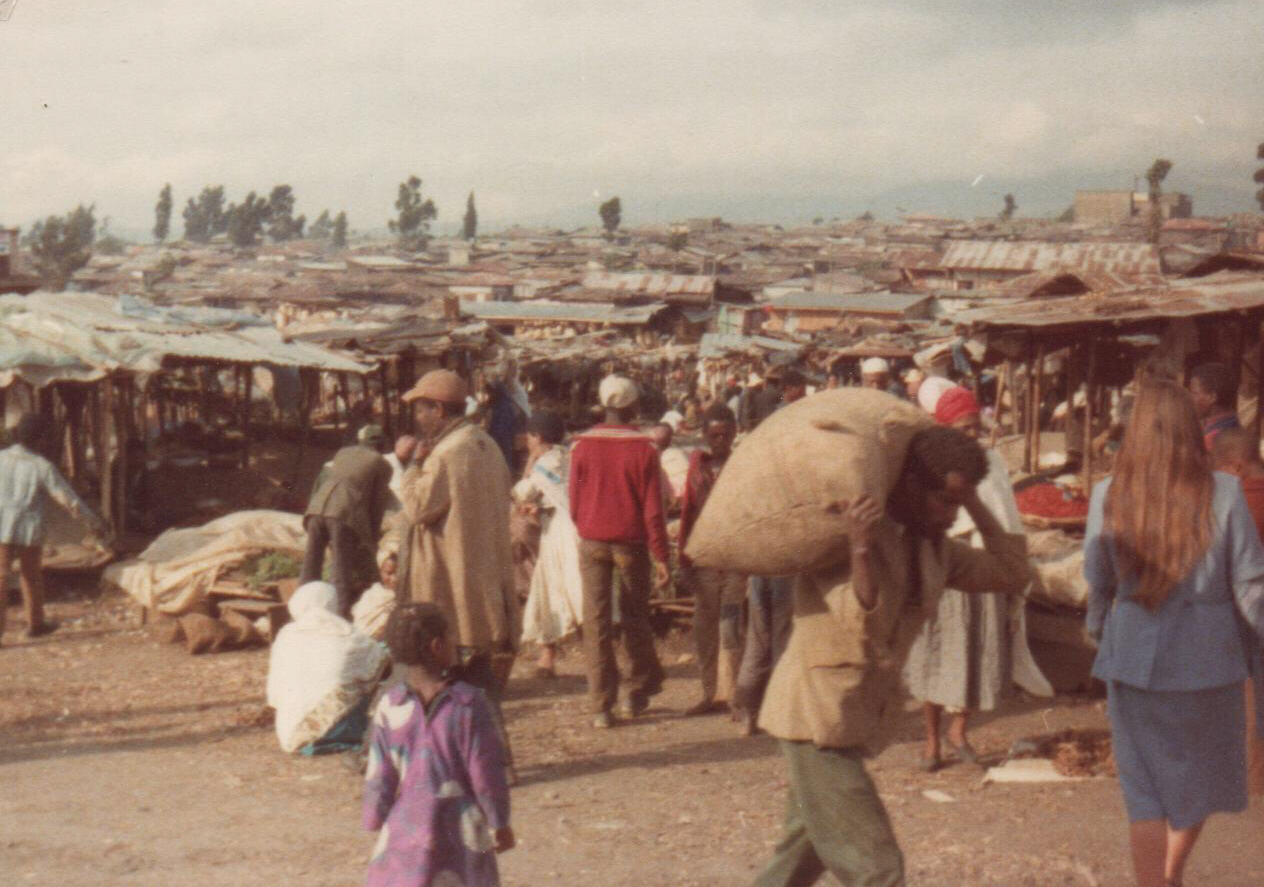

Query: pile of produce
[1015,481,1089,522]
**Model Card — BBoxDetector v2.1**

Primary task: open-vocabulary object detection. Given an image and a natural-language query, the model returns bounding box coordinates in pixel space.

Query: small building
[1074,189,1193,226]
[0,227,41,294]
[761,291,933,334]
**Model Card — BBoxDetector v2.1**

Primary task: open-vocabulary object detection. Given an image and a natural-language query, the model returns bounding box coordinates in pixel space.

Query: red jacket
[568,425,670,563]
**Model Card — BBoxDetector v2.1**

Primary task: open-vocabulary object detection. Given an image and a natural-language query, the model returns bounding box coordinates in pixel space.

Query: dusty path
[3,590,1263,886]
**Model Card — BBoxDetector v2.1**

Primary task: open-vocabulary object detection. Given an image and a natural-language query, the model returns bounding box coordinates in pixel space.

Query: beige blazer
[759,519,1031,753]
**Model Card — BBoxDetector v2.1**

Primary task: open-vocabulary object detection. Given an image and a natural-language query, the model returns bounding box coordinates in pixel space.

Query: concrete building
[1074,189,1193,226]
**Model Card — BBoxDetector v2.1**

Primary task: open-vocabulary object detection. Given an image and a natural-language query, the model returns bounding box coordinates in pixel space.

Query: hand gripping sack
[684,389,932,575]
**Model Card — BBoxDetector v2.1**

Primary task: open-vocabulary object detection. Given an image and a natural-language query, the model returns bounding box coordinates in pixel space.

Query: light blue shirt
[1084,472,1264,691]
[0,444,93,546]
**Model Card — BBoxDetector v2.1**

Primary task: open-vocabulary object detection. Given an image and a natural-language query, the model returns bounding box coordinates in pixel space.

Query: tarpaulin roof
[698,332,806,359]
[0,291,368,383]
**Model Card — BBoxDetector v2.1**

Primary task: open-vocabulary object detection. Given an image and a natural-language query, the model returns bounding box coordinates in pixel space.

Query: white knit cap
[916,376,956,414]
[860,357,890,375]
[598,375,639,409]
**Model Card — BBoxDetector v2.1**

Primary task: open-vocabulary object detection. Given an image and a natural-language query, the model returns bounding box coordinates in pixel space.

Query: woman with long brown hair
[1084,379,1264,887]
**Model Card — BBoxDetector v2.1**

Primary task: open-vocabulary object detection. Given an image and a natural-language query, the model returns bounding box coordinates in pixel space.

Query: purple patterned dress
[363,681,510,887]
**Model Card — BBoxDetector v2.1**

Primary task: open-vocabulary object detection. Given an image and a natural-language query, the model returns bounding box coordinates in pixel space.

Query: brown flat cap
[402,369,468,404]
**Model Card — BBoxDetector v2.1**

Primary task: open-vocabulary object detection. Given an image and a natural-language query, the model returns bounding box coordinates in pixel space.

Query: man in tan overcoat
[398,369,519,696]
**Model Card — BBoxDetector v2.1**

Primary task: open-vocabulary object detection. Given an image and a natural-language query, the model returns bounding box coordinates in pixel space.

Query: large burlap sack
[685,389,932,575]
[180,613,235,655]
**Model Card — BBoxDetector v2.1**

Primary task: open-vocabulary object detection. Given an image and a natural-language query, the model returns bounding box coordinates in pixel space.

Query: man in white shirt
[0,414,106,643]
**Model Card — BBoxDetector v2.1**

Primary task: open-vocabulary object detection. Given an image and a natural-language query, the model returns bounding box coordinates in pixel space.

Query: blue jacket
[1085,472,1264,691]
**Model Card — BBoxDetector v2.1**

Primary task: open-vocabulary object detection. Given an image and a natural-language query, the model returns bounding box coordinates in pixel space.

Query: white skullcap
[916,376,956,415]
[598,375,639,410]
[903,367,926,384]
[860,357,890,376]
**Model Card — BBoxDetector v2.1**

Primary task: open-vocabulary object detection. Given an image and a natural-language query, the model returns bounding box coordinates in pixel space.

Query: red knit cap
[933,386,980,426]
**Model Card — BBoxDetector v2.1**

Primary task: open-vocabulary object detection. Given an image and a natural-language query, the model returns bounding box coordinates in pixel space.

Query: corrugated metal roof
[940,241,1160,275]
[581,272,715,297]
[460,300,667,326]
[764,290,931,314]
[958,272,1264,331]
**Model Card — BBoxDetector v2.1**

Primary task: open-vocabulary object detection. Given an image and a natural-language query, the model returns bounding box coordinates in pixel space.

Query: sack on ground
[685,389,931,575]
[180,613,235,655]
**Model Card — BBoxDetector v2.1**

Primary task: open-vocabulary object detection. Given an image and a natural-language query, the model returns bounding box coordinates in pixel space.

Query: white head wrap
[287,581,341,622]
[860,357,890,376]
[916,376,957,415]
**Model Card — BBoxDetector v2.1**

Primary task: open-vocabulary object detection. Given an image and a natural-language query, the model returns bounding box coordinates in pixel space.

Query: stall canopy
[0,291,368,383]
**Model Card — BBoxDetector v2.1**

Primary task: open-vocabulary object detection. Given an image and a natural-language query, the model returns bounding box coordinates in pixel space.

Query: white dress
[514,447,585,645]
[904,449,1053,710]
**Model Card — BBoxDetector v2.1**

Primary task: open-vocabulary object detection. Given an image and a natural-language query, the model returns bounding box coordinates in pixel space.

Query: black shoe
[23,621,59,639]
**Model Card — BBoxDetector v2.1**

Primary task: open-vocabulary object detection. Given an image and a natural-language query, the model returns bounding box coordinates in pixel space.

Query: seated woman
[267,581,389,755]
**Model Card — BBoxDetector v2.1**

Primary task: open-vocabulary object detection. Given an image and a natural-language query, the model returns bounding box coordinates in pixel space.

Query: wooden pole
[379,363,394,440]
[241,366,253,470]
[1023,352,1035,474]
[98,380,116,533]
[1082,344,1097,494]
[1031,342,1047,473]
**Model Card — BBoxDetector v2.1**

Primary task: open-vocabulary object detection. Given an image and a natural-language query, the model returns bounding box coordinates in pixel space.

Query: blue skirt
[1107,680,1247,830]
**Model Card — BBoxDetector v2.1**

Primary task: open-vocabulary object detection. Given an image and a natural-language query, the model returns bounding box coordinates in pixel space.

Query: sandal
[947,739,981,766]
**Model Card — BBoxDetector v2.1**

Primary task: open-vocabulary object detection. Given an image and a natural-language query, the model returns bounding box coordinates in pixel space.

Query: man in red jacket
[569,375,670,728]
[678,403,743,716]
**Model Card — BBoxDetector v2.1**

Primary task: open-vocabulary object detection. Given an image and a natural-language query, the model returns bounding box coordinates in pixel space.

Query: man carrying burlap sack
[569,375,671,728]
[752,425,1033,887]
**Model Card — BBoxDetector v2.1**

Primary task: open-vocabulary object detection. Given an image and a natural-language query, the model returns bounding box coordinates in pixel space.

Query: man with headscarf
[266,581,388,754]
[397,369,519,702]
[302,424,393,615]
[569,375,670,727]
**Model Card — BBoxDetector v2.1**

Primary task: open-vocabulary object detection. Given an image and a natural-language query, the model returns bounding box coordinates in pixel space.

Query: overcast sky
[2,1,1261,237]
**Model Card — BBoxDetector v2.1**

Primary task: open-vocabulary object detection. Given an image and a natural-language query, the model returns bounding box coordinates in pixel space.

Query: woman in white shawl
[904,385,1053,770]
[266,581,388,754]
[513,411,584,678]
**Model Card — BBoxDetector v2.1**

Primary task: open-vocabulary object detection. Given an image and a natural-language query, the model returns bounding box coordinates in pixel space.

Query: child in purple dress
[364,603,515,887]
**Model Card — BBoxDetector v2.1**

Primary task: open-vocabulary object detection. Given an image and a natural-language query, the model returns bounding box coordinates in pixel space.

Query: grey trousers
[734,575,794,715]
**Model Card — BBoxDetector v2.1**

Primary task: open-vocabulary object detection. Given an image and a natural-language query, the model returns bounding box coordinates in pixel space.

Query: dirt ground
[3,583,1264,887]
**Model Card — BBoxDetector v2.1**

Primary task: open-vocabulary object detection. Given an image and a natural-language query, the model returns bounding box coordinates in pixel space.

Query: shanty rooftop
[940,240,1161,275]
[958,271,1264,333]
[763,290,931,315]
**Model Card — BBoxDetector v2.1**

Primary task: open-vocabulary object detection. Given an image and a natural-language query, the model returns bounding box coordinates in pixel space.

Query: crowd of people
[246,354,1264,887]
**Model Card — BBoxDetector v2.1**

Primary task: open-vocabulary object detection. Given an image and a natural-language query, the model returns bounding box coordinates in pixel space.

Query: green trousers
[753,740,905,887]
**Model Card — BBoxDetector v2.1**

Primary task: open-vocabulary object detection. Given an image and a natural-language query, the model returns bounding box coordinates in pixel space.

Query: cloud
[0,0,1260,234]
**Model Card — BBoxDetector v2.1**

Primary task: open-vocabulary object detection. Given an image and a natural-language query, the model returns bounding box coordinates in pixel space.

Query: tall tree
[999,193,1017,221]
[266,184,305,241]
[388,175,437,248]
[599,196,622,237]
[1145,158,1172,244]
[309,209,333,240]
[226,192,269,248]
[182,185,227,242]
[1255,141,1264,211]
[332,211,348,248]
[28,203,96,287]
[462,191,478,241]
[154,183,173,243]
